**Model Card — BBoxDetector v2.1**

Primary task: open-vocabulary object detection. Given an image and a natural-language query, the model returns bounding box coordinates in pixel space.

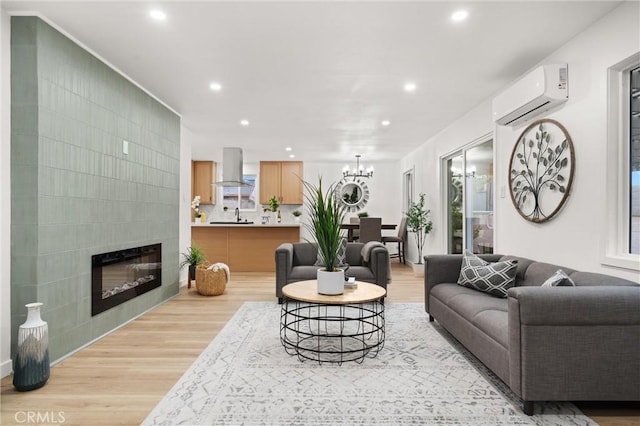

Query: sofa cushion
[457,251,517,298]
[292,242,317,266]
[498,255,535,286]
[472,310,509,349]
[289,266,320,281]
[519,261,576,287]
[541,269,576,287]
[431,284,508,316]
[345,243,364,266]
[345,266,375,281]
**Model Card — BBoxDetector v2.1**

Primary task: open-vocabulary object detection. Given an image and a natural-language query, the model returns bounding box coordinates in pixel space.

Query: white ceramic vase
[13,303,50,391]
[317,269,344,295]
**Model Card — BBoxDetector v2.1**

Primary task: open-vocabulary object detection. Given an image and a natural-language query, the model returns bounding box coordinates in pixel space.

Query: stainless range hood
[214,147,251,187]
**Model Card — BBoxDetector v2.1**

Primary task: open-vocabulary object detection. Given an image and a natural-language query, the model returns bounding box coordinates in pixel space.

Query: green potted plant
[268,195,280,212]
[179,245,207,284]
[357,211,369,218]
[303,178,346,295]
[292,209,302,223]
[406,193,433,276]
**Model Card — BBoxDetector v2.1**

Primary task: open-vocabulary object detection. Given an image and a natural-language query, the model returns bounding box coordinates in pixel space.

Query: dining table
[340,223,397,242]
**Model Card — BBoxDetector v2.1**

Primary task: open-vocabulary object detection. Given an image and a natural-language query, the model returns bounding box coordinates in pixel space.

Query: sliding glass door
[445,139,494,254]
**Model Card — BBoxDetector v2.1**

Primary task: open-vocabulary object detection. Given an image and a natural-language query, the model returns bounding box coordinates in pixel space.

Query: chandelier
[342,155,373,179]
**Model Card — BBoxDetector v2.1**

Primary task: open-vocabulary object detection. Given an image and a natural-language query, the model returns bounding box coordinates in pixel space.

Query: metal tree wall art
[508,119,574,223]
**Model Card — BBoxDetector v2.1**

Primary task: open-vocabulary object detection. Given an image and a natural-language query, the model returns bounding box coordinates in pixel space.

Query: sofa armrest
[508,286,640,401]
[368,246,389,288]
[275,243,293,298]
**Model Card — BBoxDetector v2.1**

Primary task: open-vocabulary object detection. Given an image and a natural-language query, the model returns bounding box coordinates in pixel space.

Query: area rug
[143,302,595,426]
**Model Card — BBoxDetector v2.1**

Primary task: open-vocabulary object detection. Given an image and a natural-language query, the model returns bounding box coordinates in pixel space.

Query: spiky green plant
[179,244,206,269]
[303,178,346,272]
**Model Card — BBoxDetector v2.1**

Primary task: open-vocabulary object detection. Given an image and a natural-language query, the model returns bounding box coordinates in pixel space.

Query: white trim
[6,11,181,118]
[603,52,640,272]
[0,359,11,379]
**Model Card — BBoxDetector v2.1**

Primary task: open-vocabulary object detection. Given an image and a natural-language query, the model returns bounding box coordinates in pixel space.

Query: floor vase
[13,303,50,391]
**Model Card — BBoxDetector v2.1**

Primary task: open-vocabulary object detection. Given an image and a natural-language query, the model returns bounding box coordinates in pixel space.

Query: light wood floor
[1,263,638,425]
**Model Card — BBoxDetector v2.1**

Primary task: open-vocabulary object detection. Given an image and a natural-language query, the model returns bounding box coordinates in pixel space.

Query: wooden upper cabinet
[192,160,216,205]
[260,161,303,205]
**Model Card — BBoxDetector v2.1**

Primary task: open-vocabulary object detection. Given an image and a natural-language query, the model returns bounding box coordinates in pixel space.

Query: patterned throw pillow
[541,269,576,287]
[315,238,348,268]
[457,250,518,298]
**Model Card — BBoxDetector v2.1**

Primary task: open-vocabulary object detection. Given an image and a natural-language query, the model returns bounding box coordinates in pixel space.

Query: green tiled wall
[10,17,180,361]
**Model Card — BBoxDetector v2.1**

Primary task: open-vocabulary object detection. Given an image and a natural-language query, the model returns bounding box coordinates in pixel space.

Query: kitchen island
[191,223,301,272]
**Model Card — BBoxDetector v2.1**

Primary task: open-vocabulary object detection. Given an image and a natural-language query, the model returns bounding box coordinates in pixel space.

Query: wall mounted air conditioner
[492,64,568,127]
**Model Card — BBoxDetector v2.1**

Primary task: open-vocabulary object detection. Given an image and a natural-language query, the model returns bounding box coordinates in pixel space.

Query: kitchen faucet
[235,207,241,222]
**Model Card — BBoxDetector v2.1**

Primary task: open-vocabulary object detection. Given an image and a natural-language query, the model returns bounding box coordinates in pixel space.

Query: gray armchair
[275,241,389,303]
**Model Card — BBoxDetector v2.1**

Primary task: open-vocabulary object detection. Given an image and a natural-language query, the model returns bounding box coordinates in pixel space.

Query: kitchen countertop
[191,222,301,228]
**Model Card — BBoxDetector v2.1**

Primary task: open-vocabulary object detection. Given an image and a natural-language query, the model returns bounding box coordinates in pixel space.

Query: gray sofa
[425,254,640,415]
[275,242,389,304]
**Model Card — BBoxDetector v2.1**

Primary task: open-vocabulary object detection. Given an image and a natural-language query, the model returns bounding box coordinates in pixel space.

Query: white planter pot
[317,269,344,295]
[412,262,425,277]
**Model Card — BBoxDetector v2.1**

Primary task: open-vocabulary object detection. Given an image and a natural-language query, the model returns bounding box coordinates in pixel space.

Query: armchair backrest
[359,217,382,243]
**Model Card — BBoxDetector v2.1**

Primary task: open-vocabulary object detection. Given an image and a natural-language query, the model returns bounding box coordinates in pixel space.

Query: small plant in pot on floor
[303,178,346,295]
[406,193,433,276]
[180,245,207,286]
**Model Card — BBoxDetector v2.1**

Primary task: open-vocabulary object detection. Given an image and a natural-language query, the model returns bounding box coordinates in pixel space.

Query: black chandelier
[342,155,373,179]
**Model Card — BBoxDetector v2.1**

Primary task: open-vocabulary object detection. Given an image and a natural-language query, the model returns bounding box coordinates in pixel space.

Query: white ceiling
[2,1,621,163]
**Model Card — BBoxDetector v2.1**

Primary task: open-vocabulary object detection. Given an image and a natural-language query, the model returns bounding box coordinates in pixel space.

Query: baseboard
[1,358,12,378]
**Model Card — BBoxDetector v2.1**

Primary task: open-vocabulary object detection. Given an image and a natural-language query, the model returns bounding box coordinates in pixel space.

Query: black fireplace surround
[91,244,162,316]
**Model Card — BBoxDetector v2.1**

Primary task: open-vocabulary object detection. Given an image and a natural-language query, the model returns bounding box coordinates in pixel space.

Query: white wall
[400,2,640,282]
[179,124,194,287]
[1,8,12,377]
[302,161,402,243]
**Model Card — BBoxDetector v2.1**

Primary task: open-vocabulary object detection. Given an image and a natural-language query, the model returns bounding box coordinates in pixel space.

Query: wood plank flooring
[1,263,638,425]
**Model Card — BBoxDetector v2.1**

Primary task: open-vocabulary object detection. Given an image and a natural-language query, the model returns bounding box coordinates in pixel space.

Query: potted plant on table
[406,193,433,277]
[191,195,202,223]
[292,210,302,223]
[303,178,347,295]
[179,245,207,286]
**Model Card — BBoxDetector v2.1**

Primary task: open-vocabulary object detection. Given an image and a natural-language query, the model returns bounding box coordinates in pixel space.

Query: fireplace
[91,244,162,316]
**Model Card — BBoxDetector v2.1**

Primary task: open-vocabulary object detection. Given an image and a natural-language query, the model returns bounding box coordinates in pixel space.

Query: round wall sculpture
[508,119,575,223]
[335,178,370,212]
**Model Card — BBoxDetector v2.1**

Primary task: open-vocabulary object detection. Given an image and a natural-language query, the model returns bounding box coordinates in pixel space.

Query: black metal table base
[280,299,385,365]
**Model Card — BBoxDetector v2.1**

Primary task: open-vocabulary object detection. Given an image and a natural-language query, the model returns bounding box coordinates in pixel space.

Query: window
[630,66,639,254]
[604,53,640,270]
[444,137,494,254]
[222,175,257,210]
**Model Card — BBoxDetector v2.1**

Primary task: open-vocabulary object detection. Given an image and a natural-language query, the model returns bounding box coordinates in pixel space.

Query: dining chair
[349,217,360,242]
[358,217,382,244]
[382,217,407,263]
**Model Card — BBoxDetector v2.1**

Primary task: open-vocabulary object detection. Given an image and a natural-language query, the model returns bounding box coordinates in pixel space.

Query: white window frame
[402,167,414,214]
[222,174,258,212]
[603,52,640,271]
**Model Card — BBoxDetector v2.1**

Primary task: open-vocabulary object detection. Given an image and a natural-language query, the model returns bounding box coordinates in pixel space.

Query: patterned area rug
[143,302,595,425]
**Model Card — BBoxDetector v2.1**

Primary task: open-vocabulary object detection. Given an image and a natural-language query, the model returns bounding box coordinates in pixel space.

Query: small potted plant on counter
[191,195,202,223]
[292,210,302,223]
[179,245,207,288]
[406,193,433,277]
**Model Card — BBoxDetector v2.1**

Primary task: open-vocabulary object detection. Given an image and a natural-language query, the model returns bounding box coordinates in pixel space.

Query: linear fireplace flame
[91,244,162,316]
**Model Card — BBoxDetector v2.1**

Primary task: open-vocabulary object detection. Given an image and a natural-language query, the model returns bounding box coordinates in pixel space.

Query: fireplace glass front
[91,244,162,316]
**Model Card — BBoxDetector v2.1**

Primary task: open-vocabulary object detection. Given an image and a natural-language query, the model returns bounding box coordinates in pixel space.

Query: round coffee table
[280,280,386,364]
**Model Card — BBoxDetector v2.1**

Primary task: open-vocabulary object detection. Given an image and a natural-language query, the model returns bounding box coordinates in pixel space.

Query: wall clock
[508,119,574,223]
[335,178,370,212]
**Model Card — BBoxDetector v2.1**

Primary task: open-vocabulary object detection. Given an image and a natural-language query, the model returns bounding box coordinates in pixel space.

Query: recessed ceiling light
[285,147,292,151]
[240,119,250,126]
[381,120,391,127]
[149,10,167,21]
[209,82,222,91]
[451,10,468,22]
[289,154,295,159]
[404,82,417,92]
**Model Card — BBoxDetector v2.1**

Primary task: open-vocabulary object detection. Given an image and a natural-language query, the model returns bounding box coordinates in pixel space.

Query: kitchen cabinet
[259,161,303,205]
[192,160,216,205]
